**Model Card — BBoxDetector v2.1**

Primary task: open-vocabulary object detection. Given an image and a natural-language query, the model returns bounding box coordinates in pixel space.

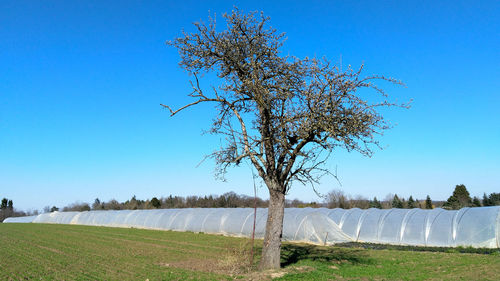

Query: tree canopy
[164,9,408,191]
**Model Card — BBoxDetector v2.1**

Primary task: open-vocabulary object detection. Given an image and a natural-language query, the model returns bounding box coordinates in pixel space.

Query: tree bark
[259,184,286,270]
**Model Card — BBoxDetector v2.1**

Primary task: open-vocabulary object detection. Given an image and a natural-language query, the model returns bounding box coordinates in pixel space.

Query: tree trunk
[259,185,286,270]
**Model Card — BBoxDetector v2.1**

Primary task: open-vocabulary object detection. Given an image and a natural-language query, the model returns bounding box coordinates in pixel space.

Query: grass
[0,223,499,280]
[277,244,500,280]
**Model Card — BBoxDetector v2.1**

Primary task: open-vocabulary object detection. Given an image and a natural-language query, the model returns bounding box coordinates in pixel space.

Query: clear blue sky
[1,0,499,211]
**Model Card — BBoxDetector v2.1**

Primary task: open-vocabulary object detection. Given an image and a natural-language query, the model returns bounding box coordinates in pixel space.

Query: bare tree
[351,194,370,209]
[62,202,91,212]
[325,189,350,209]
[164,9,408,269]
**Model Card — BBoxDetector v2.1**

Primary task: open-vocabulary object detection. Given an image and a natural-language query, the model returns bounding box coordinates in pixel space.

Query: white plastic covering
[4,207,500,248]
[3,215,38,223]
[315,207,500,248]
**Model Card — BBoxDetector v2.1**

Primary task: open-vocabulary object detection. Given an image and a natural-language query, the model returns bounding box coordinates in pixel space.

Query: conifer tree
[425,195,433,209]
[482,193,491,206]
[443,184,472,210]
[407,195,416,209]
[151,197,161,208]
[392,195,403,208]
[369,197,382,209]
[472,196,481,207]
[0,198,7,209]
[488,193,500,206]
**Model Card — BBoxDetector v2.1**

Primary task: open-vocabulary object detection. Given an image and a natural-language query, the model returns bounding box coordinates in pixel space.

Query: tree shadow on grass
[280,243,371,267]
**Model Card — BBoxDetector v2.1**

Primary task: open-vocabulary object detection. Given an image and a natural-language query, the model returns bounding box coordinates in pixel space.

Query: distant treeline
[88,192,269,211]
[325,185,500,210]
[56,185,499,213]
[2,185,499,222]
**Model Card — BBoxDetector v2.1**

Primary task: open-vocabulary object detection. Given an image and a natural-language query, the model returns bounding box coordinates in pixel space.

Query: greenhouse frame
[5,206,500,248]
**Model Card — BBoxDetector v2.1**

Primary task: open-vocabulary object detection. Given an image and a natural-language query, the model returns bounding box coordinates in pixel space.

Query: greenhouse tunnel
[5,206,500,248]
